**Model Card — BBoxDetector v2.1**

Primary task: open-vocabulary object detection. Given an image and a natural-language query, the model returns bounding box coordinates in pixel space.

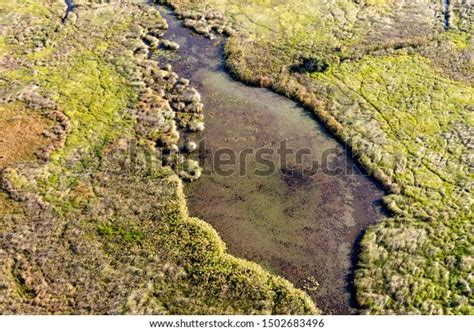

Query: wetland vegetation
[0,0,472,315]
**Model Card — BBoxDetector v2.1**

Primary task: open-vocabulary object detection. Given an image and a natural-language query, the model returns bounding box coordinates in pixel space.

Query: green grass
[98,222,144,245]
[312,54,473,215]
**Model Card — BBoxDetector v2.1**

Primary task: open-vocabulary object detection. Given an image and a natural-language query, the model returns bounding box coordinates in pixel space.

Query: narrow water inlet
[443,0,451,29]
[154,7,386,314]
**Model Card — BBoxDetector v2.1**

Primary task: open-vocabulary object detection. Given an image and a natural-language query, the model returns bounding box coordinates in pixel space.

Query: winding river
[156,8,386,314]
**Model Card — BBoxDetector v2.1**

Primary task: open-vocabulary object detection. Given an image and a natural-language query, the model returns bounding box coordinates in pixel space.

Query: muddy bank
[156,7,385,314]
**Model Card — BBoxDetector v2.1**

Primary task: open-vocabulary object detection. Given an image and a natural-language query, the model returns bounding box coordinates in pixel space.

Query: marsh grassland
[158,0,473,314]
[0,0,317,314]
[0,0,472,315]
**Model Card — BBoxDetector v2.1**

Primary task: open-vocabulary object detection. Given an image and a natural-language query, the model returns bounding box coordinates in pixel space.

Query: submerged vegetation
[0,0,317,314]
[157,0,473,314]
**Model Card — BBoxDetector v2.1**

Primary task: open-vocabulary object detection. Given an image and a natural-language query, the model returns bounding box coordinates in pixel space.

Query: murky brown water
[157,8,386,314]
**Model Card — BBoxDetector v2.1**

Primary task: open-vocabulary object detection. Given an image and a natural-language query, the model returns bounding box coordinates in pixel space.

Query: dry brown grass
[0,104,51,168]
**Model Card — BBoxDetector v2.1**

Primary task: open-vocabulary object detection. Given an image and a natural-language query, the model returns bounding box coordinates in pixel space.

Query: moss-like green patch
[98,222,144,245]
